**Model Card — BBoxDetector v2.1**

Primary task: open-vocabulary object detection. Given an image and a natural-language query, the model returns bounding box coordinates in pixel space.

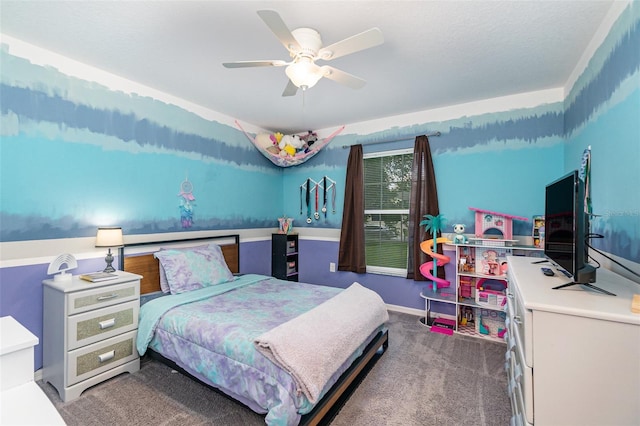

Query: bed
[119,234,389,425]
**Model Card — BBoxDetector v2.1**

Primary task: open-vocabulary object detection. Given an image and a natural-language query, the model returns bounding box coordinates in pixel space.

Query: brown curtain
[407,135,442,280]
[338,144,366,273]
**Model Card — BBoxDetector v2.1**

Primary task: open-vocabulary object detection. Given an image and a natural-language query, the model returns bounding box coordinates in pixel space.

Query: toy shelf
[456,323,505,342]
[420,241,542,342]
[419,287,456,303]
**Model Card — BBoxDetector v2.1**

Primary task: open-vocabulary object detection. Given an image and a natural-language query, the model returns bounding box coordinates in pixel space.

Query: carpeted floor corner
[39,311,511,425]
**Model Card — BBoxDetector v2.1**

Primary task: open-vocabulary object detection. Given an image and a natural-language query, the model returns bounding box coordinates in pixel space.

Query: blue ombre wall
[1,2,638,371]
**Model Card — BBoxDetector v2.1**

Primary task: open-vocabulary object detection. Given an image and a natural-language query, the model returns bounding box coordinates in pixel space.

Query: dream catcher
[178,177,195,228]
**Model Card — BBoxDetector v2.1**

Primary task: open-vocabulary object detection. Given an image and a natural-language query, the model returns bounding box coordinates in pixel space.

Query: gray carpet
[39,311,511,425]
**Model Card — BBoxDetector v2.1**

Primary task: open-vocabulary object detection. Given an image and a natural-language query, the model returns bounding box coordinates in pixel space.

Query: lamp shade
[95,227,124,248]
[285,60,323,89]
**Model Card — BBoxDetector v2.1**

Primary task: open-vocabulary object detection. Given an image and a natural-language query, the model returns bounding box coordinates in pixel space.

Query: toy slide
[419,237,451,289]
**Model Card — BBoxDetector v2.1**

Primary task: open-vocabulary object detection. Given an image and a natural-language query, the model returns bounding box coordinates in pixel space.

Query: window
[363,148,413,276]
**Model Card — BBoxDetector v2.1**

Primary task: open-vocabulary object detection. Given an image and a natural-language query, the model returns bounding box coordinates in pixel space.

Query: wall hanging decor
[299,176,337,223]
[236,120,344,167]
[178,177,195,228]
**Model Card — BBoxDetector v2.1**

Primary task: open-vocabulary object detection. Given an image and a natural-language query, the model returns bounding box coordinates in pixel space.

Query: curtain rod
[341,131,441,149]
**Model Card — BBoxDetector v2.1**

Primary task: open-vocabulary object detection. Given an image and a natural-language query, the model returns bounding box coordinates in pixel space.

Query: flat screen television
[544,170,613,295]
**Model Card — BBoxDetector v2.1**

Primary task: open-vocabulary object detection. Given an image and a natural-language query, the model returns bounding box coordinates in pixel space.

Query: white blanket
[254,282,389,404]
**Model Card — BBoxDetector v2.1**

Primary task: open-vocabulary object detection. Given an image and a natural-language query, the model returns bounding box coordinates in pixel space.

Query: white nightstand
[42,270,142,402]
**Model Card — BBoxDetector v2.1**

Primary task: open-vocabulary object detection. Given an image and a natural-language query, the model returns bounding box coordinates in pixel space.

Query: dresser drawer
[509,375,533,426]
[68,281,139,315]
[67,300,139,350]
[506,285,533,368]
[67,330,137,386]
[508,329,534,425]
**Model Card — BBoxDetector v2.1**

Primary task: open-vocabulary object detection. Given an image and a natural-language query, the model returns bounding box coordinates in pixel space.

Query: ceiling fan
[223,10,384,97]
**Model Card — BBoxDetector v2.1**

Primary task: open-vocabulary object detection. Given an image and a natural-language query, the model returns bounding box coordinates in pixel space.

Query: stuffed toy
[255,133,273,149]
[256,132,283,155]
[279,134,304,157]
[255,131,317,158]
[300,130,318,153]
[452,224,468,244]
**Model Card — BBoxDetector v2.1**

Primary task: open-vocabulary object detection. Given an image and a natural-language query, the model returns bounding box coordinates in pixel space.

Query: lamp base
[103,249,116,273]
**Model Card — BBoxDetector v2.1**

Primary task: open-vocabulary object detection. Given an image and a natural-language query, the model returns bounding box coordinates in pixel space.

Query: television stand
[552,281,616,296]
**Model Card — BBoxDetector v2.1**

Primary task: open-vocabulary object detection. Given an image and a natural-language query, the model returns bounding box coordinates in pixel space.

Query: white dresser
[42,271,141,402]
[505,256,640,425]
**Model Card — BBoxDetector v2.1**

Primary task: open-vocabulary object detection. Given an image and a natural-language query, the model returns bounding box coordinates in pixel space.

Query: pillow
[154,244,234,294]
[158,244,209,293]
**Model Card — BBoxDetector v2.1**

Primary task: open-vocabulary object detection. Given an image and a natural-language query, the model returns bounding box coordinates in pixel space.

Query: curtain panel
[338,144,366,273]
[407,135,443,281]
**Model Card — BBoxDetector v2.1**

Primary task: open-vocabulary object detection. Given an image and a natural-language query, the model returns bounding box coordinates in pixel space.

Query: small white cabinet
[42,271,142,402]
[505,256,640,425]
[1,316,66,425]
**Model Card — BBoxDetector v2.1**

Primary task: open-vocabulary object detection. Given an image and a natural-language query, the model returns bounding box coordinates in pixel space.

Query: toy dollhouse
[468,207,528,245]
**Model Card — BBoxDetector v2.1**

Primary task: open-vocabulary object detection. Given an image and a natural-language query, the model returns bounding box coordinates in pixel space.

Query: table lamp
[95,227,124,273]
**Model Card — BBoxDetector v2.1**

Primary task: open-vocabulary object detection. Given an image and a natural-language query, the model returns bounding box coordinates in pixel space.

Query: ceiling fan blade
[320,66,366,89]
[318,28,384,61]
[257,10,302,53]
[223,60,287,68]
[282,80,298,97]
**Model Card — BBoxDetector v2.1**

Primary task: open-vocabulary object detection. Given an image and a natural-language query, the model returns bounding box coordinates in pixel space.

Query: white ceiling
[1,1,615,134]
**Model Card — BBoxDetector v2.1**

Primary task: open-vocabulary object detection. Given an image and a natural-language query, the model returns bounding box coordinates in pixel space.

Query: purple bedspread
[138,274,383,425]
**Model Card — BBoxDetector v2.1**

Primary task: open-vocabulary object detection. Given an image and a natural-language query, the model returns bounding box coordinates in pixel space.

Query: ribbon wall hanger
[299,176,337,223]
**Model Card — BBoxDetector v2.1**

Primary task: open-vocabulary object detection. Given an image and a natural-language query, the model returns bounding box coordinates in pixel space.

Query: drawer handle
[98,350,115,363]
[514,363,522,381]
[99,318,116,329]
[97,294,118,301]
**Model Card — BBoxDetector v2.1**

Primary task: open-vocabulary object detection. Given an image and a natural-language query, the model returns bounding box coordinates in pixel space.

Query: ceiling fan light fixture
[224,11,384,96]
[285,60,322,90]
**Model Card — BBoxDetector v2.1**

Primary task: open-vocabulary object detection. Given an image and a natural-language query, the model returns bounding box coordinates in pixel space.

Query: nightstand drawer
[68,281,139,315]
[67,330,137,386]
[67,300,139,350]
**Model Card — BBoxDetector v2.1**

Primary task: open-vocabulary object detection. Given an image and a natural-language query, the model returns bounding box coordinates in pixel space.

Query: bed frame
[119,233,388,425]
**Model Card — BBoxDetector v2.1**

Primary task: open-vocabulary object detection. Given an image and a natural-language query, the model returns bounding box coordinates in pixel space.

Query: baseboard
[385,303,422,317]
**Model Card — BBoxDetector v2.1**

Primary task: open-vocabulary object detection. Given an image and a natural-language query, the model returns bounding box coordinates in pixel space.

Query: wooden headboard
[118,234,240,295]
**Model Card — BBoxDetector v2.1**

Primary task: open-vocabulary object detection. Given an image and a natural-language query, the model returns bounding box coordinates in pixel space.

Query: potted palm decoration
[419,214,450,293]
